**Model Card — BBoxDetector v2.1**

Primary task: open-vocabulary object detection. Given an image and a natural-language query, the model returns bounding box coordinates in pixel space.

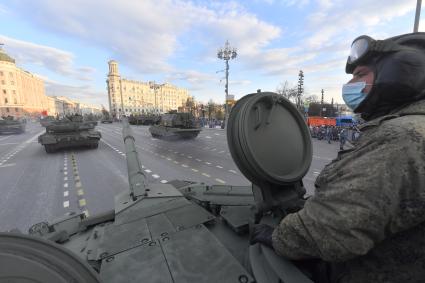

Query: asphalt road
[0,121,340,232]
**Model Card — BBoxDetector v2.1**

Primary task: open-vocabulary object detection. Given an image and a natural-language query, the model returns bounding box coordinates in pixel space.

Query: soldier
[251,32,425,282]
[339,127,347,150]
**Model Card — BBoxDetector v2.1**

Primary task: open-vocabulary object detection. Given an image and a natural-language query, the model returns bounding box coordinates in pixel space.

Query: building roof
[0,48,15,63]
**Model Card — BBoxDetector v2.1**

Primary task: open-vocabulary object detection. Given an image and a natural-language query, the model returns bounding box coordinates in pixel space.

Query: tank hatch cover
[0,232,100,283]
[227,92,312,186]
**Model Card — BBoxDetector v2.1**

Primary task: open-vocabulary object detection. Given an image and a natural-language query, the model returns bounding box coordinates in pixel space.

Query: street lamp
[217,40,237,127]
[149,81,161,114]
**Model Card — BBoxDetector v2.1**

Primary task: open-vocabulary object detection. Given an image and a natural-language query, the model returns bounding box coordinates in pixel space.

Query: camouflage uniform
[272,99,425,282]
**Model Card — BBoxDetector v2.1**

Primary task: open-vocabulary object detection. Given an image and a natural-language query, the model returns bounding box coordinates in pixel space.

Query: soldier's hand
[250,224,274,249]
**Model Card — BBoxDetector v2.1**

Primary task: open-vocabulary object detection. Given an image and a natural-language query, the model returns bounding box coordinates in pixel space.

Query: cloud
[306,0,417,47]
[0,35,94,81]
[10,0,280,75]
[167,70,216,85]
[45,80,106,107]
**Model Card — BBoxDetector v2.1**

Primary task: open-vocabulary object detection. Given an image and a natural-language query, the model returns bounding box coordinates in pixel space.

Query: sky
[0,0,423,108]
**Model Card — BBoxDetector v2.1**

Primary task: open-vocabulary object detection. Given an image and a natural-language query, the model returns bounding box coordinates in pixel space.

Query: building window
[12,90,15,94]
[1,80,4,85]
[9,72,13,77]
[2,90,6,94]
[0,71,3,76]
[4,98,7,104]
[11,81,14,85]
[15,108,19,112]
[6,108,9,112]
[14,98,17,104]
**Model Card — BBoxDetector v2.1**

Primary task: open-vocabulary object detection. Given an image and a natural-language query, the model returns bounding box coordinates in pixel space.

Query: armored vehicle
[0,92,315,283]
[129,114,160,125]
[38,115,102,153]
[101,117,113,124]
[39,115,56,127]
[149,111,202,139]
[0,116,25,134]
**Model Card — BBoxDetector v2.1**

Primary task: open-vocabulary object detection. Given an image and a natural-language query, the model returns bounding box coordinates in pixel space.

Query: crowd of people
[309,125,360,150]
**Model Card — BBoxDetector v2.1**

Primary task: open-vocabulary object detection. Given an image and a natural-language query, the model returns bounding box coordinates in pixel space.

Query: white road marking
[228,169,238,174]
[63,201,69,208]
[218,151,225,153]
[152,174,160,179]
[167,158,172,161]
[64,177,68,181]
[173,161,179,164]
[181,164,188,168]
[0,163,15,168]
[215,178,226,184]
[64,191,69,197]
[64,183,68,188]
[196,159,202,162]
[187,156,192,159]
[205,162,211,165]
[144,169,152,173]
[205,136,211,139]
[216,165,223,169]
[160,180,168,183]
[211,148,217,151]
[214,133,220,136]
[191,168,199,172]
[202,173,211,177]
[64,171,68,175]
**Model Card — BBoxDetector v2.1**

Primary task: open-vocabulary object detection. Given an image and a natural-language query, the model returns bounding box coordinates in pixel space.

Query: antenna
[414,0,422,32]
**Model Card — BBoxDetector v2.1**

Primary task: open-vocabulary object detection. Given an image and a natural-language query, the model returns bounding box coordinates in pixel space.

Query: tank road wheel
[44,145,55,153]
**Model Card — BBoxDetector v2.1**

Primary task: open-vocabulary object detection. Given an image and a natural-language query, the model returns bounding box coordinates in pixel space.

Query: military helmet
[346,32,425,119]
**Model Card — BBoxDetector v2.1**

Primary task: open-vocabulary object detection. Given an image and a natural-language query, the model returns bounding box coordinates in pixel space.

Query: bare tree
[276,81,298,102]
[304,95,319,104]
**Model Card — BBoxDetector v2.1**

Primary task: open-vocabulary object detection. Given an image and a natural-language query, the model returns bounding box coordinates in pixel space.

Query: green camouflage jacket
[272,99,425,282]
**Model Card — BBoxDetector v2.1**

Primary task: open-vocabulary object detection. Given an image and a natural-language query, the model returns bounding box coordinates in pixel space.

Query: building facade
[0,47,49,117]
[106,60,189,117]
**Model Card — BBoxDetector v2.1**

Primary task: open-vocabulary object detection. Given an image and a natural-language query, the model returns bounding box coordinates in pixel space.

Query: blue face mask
[342,82,370,111]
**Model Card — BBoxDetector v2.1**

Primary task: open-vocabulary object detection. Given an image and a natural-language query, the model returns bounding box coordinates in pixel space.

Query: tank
[129,114,160,125]
[149,111,202,139]
[101,117,113,124]
[0,116,26,134]
[1,93,315,283]
[37,115,102,153]
[39,116,56,127]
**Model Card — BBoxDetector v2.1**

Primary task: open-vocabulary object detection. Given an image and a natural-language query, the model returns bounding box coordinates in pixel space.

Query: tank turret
[38,116,101,153]
[149,112,201,139]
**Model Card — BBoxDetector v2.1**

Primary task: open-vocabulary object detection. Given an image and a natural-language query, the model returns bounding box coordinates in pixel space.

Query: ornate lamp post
[217,40,237,127]
[149,81,161,114]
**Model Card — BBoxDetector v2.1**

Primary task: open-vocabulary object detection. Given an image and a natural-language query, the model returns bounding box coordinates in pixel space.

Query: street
[0,121,339,232]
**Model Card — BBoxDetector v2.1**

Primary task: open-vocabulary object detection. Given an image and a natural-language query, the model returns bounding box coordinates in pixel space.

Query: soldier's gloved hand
[250,224,274,249]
